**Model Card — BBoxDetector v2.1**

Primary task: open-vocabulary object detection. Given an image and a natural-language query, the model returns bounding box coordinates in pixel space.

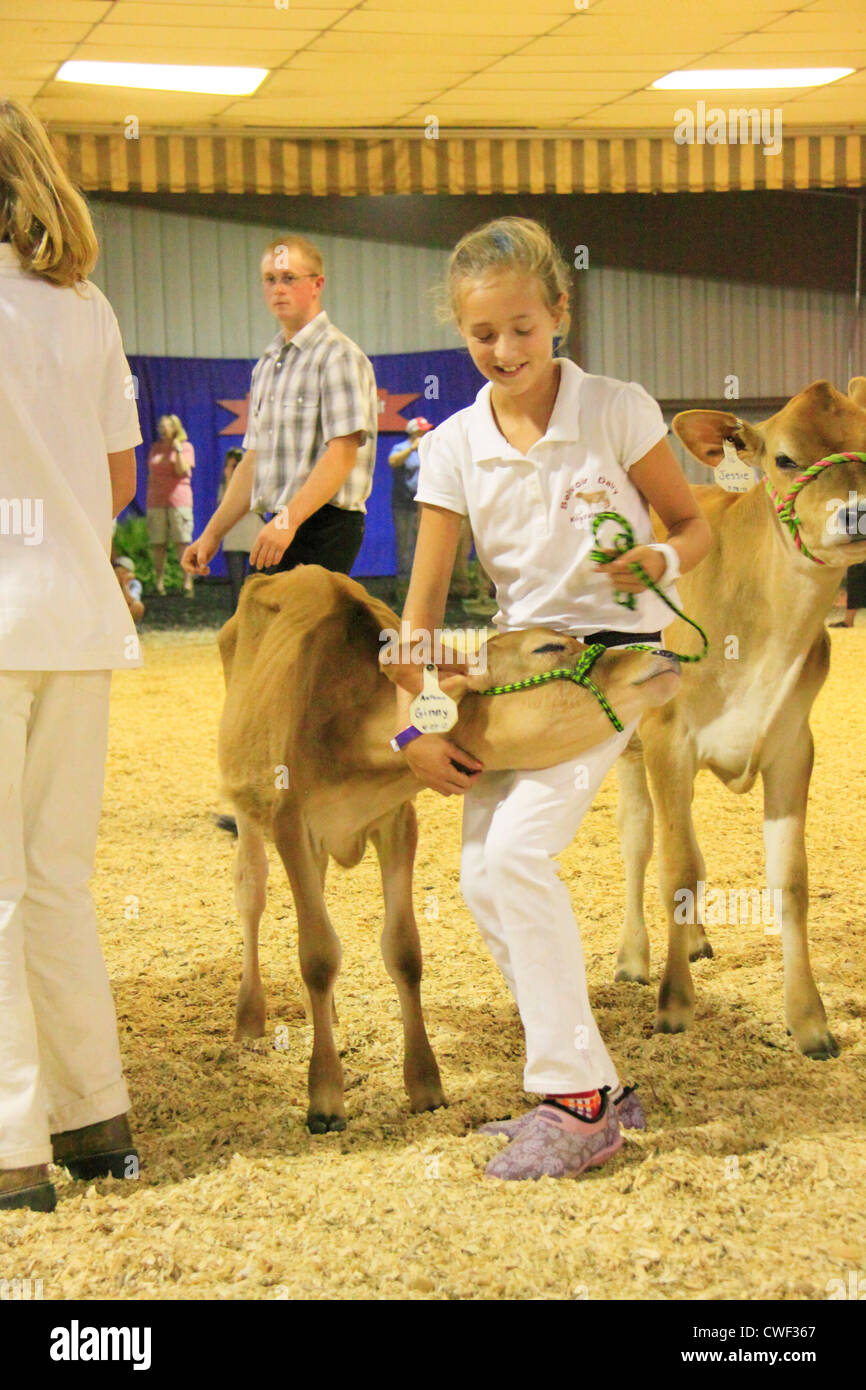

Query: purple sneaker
[615,1086,646,1130]
[477,1085,645,1139]
[484,1097,622,1181]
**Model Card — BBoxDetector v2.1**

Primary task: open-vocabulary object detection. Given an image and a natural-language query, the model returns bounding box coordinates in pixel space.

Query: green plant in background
[113,516,187,593]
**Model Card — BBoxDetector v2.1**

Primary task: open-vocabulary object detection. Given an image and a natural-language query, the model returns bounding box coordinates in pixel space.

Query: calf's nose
[652,648,681,670]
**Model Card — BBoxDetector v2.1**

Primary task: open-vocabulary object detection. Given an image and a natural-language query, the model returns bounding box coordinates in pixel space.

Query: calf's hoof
[654,1016,688,1035]
[405,1055,447,1114]
[654,995,694,1035]
[307,1111,347,1134]
[409,1085,447,1114]
[688,941,714,962]
[614,966,650,985]
[797,1030,840,1061]
[234,999,267,1040]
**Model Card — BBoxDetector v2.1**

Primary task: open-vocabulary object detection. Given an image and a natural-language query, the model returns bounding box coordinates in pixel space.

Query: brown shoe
[51,1114,139,1181]
[0,1164,56,1212]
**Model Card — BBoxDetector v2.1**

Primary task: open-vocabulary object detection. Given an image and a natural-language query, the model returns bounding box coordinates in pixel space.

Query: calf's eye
[774,453,798,469]
[533,642,567,654]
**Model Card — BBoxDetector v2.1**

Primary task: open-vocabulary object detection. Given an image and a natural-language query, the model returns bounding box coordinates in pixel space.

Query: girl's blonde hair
[438,216,572,343]
[159,414,187,444]
[0,98,97,287]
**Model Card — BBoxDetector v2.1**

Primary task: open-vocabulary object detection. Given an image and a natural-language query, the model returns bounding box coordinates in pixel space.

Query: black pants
[585,629,662,648]
[846,561,866,610]
[262,504,365,577]
[225,550,249,613]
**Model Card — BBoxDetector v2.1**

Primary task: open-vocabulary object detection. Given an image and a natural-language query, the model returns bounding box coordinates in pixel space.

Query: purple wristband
[390,724,423,752]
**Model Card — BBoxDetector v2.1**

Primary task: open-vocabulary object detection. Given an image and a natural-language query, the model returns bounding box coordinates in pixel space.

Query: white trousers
[460,718,638,1096]
[0,671,129,1168]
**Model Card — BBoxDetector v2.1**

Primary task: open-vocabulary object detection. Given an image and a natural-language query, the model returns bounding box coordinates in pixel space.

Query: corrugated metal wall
[88,201,863,452]
[581,266,864,401]
[88,200,458,358]
[579,266,864,483]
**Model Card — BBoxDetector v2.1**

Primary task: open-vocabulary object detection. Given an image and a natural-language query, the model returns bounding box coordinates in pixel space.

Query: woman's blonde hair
[0,98,97,287]
[160,414,187,444]
[437,216,571,342]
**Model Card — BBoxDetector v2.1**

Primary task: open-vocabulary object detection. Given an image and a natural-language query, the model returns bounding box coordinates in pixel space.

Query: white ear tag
[718,438,754,493]
[410,664,458,734]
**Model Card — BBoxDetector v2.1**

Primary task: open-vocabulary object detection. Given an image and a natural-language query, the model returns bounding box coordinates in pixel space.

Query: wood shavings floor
[2,628,864,1300]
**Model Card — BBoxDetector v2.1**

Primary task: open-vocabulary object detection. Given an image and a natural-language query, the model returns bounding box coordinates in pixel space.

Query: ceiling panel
[1,0,861,136]
[64,44,288,66]
[102,2,350,23]
[1,1,110,17]
[72,24,319,49]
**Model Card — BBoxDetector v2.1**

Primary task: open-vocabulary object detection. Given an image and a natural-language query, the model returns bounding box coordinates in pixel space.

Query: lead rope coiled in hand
[477,510,709,733]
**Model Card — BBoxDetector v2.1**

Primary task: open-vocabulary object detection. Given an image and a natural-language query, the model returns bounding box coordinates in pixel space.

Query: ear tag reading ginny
[410,664,458,734]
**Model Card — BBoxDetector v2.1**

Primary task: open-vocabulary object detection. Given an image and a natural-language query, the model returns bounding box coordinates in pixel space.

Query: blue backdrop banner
[125,347,483,578]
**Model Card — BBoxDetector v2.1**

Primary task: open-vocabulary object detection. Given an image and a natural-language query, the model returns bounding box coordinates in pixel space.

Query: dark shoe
[0,1165,56,1212]
[51,1114,139,1180]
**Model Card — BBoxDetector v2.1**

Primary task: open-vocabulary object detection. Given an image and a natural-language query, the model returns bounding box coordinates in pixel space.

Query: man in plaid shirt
[183,235,378,579]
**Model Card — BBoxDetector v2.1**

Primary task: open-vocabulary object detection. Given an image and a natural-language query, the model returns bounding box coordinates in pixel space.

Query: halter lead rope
[478,510,709,733]
[478,450,866,730]
[763,451,866,564]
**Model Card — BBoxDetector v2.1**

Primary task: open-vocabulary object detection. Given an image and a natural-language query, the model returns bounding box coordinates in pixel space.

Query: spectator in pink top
[146,414,195,596]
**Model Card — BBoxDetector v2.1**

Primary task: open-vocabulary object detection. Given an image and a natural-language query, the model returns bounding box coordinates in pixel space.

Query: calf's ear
[848,377,866,410]
[440,674,469,704]
[672,409,763,468]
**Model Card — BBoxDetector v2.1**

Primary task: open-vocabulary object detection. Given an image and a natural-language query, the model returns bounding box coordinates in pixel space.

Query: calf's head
[673,378,866,569]
[427,628,681,768]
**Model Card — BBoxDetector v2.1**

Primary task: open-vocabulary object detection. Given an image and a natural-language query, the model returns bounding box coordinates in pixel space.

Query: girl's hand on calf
[402,734,483,796]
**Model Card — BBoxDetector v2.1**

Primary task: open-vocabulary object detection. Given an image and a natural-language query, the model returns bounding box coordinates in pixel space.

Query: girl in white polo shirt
[391,218,711,1181]
[0,100,142,1210]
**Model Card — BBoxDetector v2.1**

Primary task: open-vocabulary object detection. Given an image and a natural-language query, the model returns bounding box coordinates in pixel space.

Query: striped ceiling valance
[50,130,866,197]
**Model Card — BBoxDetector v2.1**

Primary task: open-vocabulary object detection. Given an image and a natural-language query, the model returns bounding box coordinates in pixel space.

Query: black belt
[583,629,662,649]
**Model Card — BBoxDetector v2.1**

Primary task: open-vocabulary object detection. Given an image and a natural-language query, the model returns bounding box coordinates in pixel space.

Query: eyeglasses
[262,273,320,285]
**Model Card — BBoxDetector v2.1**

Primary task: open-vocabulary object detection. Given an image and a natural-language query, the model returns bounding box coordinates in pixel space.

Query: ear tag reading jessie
[718,437,754,493]
[410,664,458,734]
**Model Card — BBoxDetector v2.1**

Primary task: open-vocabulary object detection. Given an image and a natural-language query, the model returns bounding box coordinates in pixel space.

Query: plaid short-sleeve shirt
[243,311,379,513]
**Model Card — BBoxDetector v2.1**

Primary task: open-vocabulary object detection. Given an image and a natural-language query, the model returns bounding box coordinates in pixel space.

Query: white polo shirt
[0,244,143,669]
[415,357,675,636]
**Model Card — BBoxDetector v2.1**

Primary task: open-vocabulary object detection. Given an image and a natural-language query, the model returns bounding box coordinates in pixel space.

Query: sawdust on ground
[2,627,865,1301]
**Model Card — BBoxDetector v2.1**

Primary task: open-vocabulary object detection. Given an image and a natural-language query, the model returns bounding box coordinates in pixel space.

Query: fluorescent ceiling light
[652,68,853,91]
[56,61,267,96]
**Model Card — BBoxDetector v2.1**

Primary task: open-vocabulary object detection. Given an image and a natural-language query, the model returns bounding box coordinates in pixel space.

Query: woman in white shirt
[0,99,142,1210]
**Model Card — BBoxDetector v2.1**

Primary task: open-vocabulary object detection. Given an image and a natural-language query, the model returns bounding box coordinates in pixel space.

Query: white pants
[0,671,129,1168]
[460,719,638,1095]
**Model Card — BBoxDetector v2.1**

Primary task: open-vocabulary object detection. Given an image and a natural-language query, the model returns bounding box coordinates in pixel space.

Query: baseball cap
[406,417,433,435]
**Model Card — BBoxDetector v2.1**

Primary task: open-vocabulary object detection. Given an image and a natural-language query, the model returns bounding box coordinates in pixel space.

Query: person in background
[0,97,141,1211]
[181,235,378,583]
[146,413,195,597]
[388,417,432,604]
[217,447,264,612]
[451,517,475,601]
[829,561,866,628]
[112,555,144,623]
